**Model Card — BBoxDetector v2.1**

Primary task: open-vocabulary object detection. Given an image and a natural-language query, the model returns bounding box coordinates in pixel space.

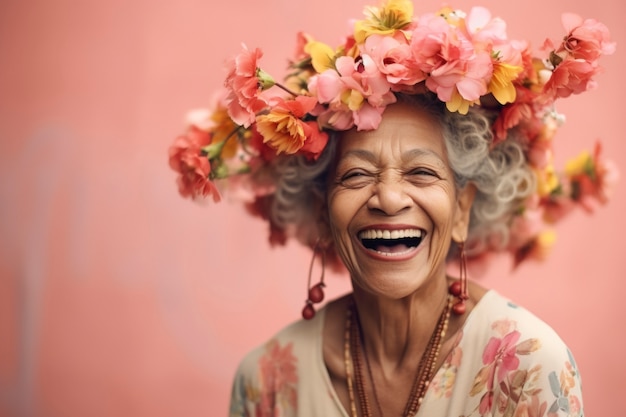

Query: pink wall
[1,0,624,415]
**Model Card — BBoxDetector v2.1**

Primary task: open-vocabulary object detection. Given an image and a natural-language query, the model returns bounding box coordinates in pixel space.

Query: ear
[452,182,476,243]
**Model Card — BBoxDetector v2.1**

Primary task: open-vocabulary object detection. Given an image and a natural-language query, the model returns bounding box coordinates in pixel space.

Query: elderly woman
[168,1,614,415]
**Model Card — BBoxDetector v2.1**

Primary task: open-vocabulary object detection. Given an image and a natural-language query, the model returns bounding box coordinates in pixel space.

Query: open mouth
[358,228,424,256]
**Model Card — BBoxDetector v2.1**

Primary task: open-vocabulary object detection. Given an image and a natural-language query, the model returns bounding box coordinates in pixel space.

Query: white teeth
[358,229,423,240]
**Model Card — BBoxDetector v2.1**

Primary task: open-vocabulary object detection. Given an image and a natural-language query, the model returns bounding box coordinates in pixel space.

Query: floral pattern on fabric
[229,291,585,417]
[431,339,463,399]
[466,316,583,417]
[234,339,298,416]
[469,317,543,416]
[547,350,583,417]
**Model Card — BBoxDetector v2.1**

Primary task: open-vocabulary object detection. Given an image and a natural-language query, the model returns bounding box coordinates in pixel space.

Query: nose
[367,177,413,216]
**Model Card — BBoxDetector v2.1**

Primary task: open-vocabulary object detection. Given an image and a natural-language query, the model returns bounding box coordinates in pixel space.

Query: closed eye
[405,167,442,185]
[338,170,376,188]
[410,168,437,176]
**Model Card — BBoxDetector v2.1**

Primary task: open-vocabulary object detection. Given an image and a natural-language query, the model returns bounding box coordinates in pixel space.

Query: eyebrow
[402,148,447,168]
[340,148,447,168]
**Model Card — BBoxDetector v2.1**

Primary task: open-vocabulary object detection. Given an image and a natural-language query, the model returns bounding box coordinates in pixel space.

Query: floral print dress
[229,290,583,417]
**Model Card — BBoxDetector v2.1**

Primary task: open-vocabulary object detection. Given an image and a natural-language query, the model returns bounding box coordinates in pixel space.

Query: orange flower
[256,96,329,159]
[168,133,221,201]
[208,105,241,159]
[224,45,273,127]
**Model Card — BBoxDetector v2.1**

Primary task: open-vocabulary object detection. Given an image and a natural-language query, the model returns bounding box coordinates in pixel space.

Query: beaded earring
[448,241,469,315]
[301,242,326,320]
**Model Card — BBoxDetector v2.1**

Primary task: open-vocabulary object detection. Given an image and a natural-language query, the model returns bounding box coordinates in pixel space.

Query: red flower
[168,130,221,201]
[543,59,598,100]
[492,87,537,144]
[567,142,619,211]
[224,45,270,127]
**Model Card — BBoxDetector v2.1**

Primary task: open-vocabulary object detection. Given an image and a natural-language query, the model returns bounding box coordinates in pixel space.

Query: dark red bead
[448,281,462,296]
[452,301,466,315]
[308,283,326,303]
[302,303,316,320]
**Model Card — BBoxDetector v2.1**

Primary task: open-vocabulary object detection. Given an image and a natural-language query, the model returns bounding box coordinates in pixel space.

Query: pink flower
[362,33,425,87]
[559,13,615,62]
[543,58,598,99]
[464,6,508,45]
[308,54,395,130]
[168,131,221,201]
[411,13,491,106]
[224,45,270,127]
[338,54,395,107]
[314,106,355,130]
[482,331,521,382]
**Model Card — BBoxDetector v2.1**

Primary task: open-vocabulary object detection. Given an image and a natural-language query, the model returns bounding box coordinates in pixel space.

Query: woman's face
[327,102,474,299]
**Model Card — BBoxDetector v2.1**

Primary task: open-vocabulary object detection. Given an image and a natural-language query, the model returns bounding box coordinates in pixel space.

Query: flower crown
[169,0,616,268]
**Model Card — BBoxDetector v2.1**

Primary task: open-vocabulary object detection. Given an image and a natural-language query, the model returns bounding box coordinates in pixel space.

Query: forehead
[337,102,447,159]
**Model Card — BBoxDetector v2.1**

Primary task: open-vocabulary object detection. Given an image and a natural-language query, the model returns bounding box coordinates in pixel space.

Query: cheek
[326,188,366,254]
[327,191,354,234]
[418,188,457,232]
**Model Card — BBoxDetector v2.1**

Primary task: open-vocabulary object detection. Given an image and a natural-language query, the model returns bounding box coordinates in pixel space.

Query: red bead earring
[302,242,326,320]
[449,241,469,315]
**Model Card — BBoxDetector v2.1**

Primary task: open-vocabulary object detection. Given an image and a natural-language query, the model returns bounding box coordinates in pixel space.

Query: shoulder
[459,290,582,391]
[229,306,332,416]
[230,306,325,395]
[467,290,572,355]
[457,290,584,416]
[234,308,324,378]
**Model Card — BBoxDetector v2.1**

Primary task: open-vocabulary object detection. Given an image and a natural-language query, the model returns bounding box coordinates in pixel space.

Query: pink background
[0,0,624,416]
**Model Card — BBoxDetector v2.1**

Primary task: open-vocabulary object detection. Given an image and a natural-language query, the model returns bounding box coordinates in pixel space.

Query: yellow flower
[534,164,560,197]
[256,108,307,155]
[533,230,557,261]
[354,0,413,43]
[437,6,465,30]
[565,150,593,177]
[305,40,336,73]
[210,106,241,158]
[446,89,477,115]
[489,61,523,105]
[341,89,365,111]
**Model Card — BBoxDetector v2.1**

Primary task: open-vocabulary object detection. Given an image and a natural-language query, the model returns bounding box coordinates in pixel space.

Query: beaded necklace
[343,296,452,417]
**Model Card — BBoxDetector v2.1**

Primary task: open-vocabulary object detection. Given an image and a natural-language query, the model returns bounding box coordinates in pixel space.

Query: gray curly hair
[267,93,535,264]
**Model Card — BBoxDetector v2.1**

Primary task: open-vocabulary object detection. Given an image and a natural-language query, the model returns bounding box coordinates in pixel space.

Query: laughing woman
[168,1,615,415]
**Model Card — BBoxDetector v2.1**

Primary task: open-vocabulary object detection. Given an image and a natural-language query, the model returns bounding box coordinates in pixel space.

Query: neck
[351,274,450,375]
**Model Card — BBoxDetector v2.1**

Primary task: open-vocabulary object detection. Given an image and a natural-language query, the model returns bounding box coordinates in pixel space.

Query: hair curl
[265,94,535,267]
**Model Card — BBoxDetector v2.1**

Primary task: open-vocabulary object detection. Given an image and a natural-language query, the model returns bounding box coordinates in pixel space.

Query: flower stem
[202,126,242,159]
[275,82,299,97]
